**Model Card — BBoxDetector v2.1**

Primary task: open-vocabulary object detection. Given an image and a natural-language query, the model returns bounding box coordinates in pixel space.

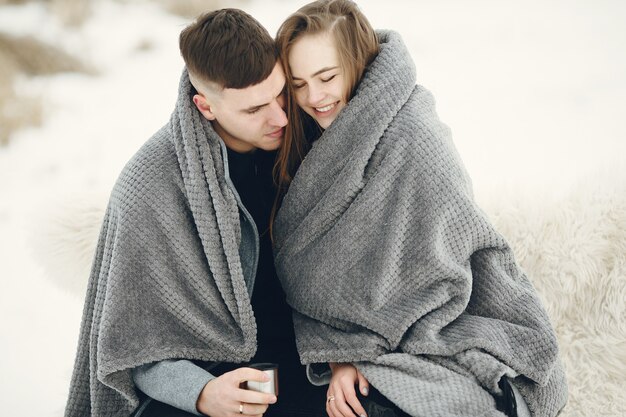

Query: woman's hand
[196,367,277,417]
[326,362,370,417]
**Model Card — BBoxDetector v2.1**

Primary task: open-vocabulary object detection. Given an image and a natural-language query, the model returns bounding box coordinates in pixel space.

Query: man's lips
[267,127,284,138]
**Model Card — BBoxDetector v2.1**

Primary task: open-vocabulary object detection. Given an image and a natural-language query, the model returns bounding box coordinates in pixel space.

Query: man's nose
[269,100,288,127]
[277,92,286,110]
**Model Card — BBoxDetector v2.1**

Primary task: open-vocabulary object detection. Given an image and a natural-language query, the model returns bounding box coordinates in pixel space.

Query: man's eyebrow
[242,89,284,113]
[292,66,339,80]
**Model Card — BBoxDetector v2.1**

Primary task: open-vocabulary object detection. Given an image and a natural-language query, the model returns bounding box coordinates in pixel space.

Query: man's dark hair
[179,8,278,90]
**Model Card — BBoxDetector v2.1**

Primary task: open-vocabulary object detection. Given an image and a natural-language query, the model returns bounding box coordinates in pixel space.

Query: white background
[0,1,624,416]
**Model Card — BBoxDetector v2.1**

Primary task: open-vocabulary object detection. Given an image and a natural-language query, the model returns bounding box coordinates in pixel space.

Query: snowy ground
[0,0,624,416]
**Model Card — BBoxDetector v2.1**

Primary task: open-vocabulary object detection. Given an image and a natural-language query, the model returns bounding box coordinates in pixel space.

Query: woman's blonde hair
[272,0,379,225]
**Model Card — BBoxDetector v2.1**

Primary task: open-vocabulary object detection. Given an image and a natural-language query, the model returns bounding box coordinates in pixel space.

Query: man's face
[193,63,287,153]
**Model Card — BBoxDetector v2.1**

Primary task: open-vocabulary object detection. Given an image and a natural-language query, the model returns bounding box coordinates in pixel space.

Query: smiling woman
[289,32,345,129]
[271,1,567,417]
[274,0,378,189]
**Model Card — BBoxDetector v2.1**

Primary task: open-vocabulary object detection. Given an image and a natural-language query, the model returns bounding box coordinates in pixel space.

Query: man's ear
[192,93,216,121]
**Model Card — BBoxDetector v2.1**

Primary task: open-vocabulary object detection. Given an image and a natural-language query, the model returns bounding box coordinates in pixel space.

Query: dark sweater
[223,149,327,411]
[226,148,296,362]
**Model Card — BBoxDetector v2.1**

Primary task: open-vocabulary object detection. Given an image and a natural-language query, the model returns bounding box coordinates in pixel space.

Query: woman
[272,1,568,417]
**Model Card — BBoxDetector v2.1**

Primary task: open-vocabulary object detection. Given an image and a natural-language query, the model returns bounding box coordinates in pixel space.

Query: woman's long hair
[271,0,379,233]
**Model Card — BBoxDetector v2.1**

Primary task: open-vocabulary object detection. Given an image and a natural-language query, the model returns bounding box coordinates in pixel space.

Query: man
[64,9,326,417]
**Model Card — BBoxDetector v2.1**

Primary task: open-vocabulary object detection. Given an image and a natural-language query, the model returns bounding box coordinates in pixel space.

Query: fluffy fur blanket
[478,174,626,417]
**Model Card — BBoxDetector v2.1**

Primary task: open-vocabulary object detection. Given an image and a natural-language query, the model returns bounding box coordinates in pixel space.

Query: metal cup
[245,363,279,396]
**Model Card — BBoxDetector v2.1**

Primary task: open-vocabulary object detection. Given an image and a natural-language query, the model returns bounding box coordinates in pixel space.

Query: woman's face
[288,32,347,129]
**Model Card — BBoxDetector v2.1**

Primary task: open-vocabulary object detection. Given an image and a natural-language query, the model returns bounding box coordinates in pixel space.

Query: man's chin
[262,137,283,151]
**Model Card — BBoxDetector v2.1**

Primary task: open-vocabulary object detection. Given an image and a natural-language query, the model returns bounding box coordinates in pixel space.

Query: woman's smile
[313,101,340,116]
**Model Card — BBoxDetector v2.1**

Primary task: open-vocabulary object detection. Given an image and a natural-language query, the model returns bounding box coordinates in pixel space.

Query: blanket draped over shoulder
[64,71,257,417]
[273,30,567,417]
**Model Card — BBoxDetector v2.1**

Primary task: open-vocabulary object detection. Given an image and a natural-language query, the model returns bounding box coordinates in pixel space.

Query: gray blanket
[273,30,567,417]
[64,71,257,417]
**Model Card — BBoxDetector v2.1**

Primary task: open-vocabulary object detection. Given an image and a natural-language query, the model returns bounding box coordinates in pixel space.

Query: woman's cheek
[294,91,307,109]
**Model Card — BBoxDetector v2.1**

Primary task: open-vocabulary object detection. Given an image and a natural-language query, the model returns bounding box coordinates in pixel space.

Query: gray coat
[130,137,262,416]
[64,71,261,417]
[273,30,568,417]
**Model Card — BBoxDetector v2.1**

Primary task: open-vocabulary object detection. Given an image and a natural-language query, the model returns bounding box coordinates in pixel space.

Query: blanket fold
[64,70,257,417]
[274,30,567,417]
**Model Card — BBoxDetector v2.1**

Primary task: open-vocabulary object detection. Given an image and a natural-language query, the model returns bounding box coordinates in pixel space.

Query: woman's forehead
[289,32,340,79]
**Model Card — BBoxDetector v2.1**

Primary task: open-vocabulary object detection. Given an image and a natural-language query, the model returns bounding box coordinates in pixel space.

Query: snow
[0,0,624,416]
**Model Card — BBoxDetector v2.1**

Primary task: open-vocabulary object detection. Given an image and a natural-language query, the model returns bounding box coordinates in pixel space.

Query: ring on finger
[327,395,336,403]
[239,402,244,414]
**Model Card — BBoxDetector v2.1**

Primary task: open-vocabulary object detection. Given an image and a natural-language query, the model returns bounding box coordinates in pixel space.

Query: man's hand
[196,367,277,417]
[326,363,370,417]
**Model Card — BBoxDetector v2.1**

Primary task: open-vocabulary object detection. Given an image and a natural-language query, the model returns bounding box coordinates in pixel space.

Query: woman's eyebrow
[292,66,339,80]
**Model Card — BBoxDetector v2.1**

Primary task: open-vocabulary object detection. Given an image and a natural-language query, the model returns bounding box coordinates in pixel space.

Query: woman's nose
[307,85,324,105]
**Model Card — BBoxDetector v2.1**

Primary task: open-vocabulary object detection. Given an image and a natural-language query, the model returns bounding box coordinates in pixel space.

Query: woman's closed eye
[293,74,336,89]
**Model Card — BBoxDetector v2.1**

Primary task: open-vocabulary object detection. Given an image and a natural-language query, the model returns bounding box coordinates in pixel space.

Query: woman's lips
[313,101,339,116]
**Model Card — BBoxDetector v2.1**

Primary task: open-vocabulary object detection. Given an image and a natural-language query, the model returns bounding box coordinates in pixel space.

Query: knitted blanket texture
[64,71,257,417]
[273,31,567,417]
